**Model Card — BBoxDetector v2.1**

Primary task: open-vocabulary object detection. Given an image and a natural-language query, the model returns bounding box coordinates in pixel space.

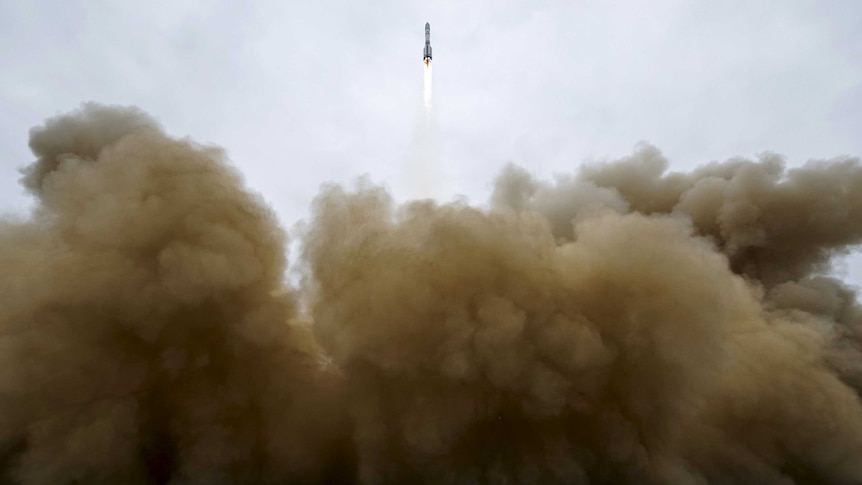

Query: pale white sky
[2,0,861,283]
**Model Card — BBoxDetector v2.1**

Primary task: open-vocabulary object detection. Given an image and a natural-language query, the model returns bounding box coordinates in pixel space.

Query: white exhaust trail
[423,61,432,110]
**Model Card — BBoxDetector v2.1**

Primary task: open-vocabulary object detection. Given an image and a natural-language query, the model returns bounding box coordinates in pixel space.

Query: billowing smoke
[0,104,350,484]
[2,104,862,484]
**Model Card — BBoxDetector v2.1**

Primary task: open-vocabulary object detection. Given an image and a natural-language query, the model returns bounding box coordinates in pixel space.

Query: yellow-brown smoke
[2,104,862,484]
[0,104,350,484]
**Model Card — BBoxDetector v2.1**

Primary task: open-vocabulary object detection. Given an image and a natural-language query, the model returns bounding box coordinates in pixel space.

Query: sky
[2,0,861,283]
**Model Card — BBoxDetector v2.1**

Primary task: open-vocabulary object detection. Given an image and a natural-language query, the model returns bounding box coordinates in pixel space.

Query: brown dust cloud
[1,103,862,484]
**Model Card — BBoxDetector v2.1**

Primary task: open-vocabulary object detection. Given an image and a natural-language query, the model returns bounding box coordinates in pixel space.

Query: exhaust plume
[423,62,433,110]
[403,61,443,200]
[2,104,862,484]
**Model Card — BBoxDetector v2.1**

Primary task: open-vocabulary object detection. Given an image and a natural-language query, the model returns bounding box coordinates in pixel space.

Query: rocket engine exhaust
[423,62,432,110]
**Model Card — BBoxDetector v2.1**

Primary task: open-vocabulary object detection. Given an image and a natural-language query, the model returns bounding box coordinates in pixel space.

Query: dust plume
[3,104,862,484]
[0,103,350,484]
[305,183,862,484]
[493,143,862,286]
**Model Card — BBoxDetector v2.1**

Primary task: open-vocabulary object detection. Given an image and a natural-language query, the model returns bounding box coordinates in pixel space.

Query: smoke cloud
[0,104,350,484]
[2,104,862,484]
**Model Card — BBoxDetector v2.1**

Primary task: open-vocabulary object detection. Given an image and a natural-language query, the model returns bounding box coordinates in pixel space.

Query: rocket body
[423,22,432,62]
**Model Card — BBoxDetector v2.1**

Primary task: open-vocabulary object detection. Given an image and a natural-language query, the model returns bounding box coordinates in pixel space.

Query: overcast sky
[2,0,861,282]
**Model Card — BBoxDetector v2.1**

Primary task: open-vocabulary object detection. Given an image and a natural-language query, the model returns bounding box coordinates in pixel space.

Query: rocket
[423,22,432,63]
